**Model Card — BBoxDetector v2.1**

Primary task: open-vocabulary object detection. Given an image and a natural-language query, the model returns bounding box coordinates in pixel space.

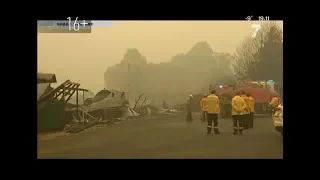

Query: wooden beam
[134,93,144,110]
[65,87,88,92]
[57,89,73,96]
[62,86,65,101]
[70,82,80,86]
[56,83,74,99]
[37,80,71,103]
[76,86,79,119]
[65,84,79,102]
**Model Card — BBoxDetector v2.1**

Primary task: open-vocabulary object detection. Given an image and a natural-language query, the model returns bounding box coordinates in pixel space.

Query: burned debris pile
[61,89,182,133]
[37,73,181,135]
[60,88,141,133]
[37,76,91,132]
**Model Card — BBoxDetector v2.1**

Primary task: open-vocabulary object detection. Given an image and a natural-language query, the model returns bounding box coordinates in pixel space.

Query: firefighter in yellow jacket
[247,93,255,129]
[240,90,250,129]
[200,94,208,122]
[232,91,246,135]
[269,95,280,119]
[206,90,220,134]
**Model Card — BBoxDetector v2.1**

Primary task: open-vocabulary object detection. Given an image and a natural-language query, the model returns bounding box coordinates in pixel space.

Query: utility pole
[127,61,130,101]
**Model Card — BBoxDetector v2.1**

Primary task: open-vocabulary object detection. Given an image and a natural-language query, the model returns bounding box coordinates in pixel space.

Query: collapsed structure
[37,73,89,131]
[82,89,140,120]
[37,73,182,134]
[37,73,140,133]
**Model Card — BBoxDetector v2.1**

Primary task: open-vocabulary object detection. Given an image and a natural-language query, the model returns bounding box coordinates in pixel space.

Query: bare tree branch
[232,21,282,81]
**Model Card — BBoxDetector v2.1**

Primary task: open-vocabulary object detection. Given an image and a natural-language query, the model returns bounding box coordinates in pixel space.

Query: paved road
[38,114,283,159]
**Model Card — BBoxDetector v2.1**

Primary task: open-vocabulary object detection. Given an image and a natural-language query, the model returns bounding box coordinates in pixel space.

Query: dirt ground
[38,114,283,159]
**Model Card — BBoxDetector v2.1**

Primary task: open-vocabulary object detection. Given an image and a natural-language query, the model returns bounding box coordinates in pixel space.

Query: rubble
[158,108,178,115]
[38,74,181,135]
[61,89,142,133]
[61,90,184,134]
[37,76,90,132]
[64,118,101,133]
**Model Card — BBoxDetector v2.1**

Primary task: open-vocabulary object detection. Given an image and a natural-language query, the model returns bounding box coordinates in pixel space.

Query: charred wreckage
[37,73,178,134]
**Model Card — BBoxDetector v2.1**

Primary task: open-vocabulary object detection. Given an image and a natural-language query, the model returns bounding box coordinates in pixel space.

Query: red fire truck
[215,80,280,118]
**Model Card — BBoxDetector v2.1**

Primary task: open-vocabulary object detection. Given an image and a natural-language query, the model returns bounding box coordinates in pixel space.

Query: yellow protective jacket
[241,95,250,114]
[232,95,246,115]
[200,97,208,111]
[270,97,280,120]
[248,96,255,113]
[207,94,220,114]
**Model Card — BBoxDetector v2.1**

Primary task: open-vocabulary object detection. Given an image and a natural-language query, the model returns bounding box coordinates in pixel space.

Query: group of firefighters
[186,90,281,135]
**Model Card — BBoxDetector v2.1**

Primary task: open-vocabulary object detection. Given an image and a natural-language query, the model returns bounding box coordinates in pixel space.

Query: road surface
[38,114,283,159]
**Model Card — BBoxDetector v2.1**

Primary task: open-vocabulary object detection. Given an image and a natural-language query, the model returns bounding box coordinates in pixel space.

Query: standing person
[269,95,280,119]
[186,95,194,122]
[208,85,213,94]
[240,90,250,129]
[206,90,220,134]
[200,94,208,122]
[247,93,255,128]
[232,91,246,135]
[162,101,168,109]
[140,106,148,120]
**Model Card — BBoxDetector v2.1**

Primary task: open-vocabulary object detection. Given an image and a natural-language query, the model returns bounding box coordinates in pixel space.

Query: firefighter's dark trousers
[248,112,254,128]
[243,114,250,129]
[232,115,243,134]
[186,107,193,122]
[207,113,220,134]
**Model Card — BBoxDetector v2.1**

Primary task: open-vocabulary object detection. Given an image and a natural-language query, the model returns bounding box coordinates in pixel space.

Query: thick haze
[38,21,283,93]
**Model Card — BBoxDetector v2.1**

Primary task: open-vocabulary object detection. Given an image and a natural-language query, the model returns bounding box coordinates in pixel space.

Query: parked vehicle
[273,103,283,136]
[215,80,280,118]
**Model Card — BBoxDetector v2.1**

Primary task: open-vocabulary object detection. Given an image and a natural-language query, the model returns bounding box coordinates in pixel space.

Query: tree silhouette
[232,22,283,84]
[104,42,234,104]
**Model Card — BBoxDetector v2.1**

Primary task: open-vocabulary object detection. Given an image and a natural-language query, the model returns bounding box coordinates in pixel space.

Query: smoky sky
[38,21,283,93]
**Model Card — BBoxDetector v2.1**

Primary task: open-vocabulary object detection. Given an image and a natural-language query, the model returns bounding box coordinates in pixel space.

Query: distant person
[232,91,246,135]
[186,95,194,122]
[208,85,213,94]
[200,94,208,122]
[247,93,255,128]
[140,106,148,120]
[206,90,220,134]
[269,95,281,119]
[162,101,168,109]
[240,90,250,129]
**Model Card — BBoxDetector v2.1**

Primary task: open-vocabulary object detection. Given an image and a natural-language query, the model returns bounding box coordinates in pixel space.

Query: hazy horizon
[38,21,283,93]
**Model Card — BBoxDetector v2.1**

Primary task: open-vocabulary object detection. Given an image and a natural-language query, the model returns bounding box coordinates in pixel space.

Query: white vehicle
[273,103,283,136]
